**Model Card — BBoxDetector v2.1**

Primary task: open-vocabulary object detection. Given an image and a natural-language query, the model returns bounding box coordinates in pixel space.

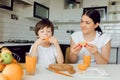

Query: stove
[4,40,34,43]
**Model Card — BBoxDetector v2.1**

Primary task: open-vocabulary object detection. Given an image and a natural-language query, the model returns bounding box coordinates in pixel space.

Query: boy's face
[37,26,52,39]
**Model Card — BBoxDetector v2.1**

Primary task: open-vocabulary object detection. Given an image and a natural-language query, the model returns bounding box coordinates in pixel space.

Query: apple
[1,52,13,64]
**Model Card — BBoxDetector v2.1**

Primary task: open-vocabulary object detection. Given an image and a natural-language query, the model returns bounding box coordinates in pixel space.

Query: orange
[26,55,37,75]
[79,42,88,47]
[2,63,23,80]
[0,64,5,72]
[0,74,8,80]
[78,64,88,71]
[12,58,18,63]
[43,37,49,42]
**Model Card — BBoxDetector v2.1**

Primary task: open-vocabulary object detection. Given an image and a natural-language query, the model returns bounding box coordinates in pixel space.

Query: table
[22,64,120,80]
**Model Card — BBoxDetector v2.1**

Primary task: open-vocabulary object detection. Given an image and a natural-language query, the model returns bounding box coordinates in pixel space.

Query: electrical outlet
[29,26,34,31]
[11,14,18,20]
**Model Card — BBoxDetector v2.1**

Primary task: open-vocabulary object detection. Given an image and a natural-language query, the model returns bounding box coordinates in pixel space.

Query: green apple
[1,52,13,64]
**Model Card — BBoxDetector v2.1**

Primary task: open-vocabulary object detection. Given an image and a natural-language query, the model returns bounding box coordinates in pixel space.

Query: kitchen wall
[0,1,38,42]
[0,0,120,46]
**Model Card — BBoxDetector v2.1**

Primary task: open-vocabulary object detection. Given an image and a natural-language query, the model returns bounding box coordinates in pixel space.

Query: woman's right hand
[71,44,82,55]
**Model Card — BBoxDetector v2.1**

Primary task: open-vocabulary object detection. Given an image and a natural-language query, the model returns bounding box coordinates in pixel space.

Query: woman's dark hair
[83,9,103,35]
[35,19,54,36]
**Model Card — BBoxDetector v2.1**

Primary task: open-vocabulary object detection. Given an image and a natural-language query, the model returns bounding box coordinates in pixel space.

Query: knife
[46,68,73,77]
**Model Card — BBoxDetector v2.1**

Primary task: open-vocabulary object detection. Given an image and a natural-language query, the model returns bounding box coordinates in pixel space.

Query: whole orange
[0,74,8,80]
[0,63,5,72]
[2,63,23,80]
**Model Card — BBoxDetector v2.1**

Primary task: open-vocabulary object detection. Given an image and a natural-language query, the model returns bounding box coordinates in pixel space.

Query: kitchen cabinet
[5,45,31,63]
[62,8,83,22]
[15,0,34,5]
[83,0,108,8]
[64,0,83,9]
[108,0,120,21]
[118,48,120,64]
[109,47,118,64]
[49,0,64,22]
[36,0,49,7]
[23,0,49,20]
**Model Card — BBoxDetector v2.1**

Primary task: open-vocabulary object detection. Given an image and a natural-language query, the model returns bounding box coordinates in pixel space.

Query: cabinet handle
[13,48,21,50]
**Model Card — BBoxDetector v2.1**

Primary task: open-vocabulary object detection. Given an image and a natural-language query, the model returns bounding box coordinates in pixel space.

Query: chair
[65,47,70,63]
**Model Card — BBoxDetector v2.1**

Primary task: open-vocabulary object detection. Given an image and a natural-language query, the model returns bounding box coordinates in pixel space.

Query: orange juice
[25,55,37,75]
[83,55,91,67]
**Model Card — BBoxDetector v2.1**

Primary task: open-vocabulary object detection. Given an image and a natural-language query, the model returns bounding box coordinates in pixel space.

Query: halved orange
[78,64,88,71]
[43,38,49,42]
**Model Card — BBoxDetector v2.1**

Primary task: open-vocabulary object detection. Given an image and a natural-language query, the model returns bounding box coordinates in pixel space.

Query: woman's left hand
[85,43,98,55]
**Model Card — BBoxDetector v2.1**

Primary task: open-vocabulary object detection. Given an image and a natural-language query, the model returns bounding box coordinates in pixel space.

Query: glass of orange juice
[25,52,37,75]
[83,54,91,67]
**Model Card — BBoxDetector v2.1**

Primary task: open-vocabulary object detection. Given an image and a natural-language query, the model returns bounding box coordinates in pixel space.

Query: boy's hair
[34,19,54,36]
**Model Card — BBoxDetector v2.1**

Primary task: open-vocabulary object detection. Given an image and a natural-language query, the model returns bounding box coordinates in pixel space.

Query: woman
[29,19,64,67]
[69,9,111,64]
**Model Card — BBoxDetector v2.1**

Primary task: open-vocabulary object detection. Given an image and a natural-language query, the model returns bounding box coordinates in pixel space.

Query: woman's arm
[69,38,82,63]
[86,41,111,64]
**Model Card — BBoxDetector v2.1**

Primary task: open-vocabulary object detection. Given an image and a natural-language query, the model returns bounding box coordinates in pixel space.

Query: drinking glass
[25,52,37,75]
[83,54,91,67]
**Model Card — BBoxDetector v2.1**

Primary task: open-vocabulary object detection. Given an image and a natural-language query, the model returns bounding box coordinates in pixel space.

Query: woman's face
[80,15,98,34]
[37,26,52,39]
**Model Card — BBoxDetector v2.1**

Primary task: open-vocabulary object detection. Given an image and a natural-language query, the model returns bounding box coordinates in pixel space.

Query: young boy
[29,19,64,67]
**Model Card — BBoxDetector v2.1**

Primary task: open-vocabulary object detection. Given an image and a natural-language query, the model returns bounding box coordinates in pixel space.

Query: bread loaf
[48,64,76,74]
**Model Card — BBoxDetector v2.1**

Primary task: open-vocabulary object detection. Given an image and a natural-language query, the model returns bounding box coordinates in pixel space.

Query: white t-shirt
[29,44,57,68]
[71,31,111,64]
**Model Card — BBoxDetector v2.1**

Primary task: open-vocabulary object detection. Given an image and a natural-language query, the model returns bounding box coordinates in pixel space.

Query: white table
[23,64,120,80]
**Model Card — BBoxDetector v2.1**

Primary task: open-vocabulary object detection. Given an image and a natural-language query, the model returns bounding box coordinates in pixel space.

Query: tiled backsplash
[0,2,38,41]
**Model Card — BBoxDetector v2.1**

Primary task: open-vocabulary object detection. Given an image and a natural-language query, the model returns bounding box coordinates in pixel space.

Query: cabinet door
[6,45,31,63]
[49,0,64,22]
[109,48,117,64]
[62,8,83,22]
[83,0,108,7]
[118,48,120,64]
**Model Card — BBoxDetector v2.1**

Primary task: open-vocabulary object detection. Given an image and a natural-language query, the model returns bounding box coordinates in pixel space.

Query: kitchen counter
[21,64,120,80]
[0,43,33,46]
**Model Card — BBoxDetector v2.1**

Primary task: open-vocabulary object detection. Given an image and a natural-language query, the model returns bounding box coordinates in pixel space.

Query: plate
[73,67,110,78]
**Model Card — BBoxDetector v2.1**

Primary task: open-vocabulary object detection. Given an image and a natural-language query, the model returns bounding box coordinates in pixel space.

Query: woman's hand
[85,43,98,55]
[71,44,82,55]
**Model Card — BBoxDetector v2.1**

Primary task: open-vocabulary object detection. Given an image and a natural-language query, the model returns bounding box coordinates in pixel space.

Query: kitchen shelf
[109,0,120,4]
[108,10,120,14]
[53,21,80,24]
[64,0,83,9]
[14,0,33,5]
[53,20,120,24]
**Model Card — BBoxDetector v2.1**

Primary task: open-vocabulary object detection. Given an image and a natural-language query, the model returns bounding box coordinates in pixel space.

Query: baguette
[48,64,76,74]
